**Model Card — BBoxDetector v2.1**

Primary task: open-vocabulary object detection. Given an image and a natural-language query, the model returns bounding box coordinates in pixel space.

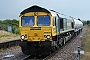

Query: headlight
[47,35,50,39]
[21,35,25,39]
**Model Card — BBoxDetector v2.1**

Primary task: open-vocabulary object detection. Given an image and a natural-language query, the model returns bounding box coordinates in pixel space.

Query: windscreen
[37,16,50,26]
[21,16,34,26]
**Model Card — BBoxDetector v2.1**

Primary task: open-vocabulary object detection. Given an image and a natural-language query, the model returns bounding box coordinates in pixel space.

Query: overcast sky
[0,0,90,20]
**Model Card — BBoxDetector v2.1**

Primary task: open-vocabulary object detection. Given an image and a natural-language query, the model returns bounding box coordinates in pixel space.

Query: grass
[0,49,4,52]
[0,30,19,42]
[81,26,90,60]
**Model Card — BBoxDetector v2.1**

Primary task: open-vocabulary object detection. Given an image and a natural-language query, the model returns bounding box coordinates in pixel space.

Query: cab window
[21,16,34,26]
[37,16,50,26]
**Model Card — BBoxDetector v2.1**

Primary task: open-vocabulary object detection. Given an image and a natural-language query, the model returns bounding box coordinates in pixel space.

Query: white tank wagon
[74,19,83,33]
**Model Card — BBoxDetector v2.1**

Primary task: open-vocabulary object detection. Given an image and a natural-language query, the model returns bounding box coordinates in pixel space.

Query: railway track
[22,32,80,60]
[47,31,85,60]
[0,39,20,49]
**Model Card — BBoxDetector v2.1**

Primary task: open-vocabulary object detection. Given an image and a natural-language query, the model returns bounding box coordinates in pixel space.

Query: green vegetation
[0,19,19,34]
[82,20,90,26]
[81,26,90,60]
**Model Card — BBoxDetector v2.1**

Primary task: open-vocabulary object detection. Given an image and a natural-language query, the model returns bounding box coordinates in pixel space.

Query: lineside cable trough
[0,39,20,49]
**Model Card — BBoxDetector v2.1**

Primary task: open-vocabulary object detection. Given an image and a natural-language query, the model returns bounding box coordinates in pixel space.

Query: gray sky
[0,0,90,20]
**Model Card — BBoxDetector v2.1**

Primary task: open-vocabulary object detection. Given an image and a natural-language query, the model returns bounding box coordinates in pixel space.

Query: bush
[15,28,19,34]
[0,19,19,34]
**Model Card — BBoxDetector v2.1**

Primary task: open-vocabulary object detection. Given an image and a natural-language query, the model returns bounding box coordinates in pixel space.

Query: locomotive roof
[20,5,68,18]
[20,5,50,14]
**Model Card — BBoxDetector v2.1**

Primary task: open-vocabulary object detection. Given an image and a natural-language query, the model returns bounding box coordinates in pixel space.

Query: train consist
[19,5,83,56]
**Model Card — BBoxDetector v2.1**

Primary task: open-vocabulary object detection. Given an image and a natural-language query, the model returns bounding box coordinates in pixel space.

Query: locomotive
[19,5,83,56]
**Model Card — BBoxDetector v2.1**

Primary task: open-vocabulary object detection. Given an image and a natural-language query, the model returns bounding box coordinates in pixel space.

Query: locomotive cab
[19,5,54,55]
